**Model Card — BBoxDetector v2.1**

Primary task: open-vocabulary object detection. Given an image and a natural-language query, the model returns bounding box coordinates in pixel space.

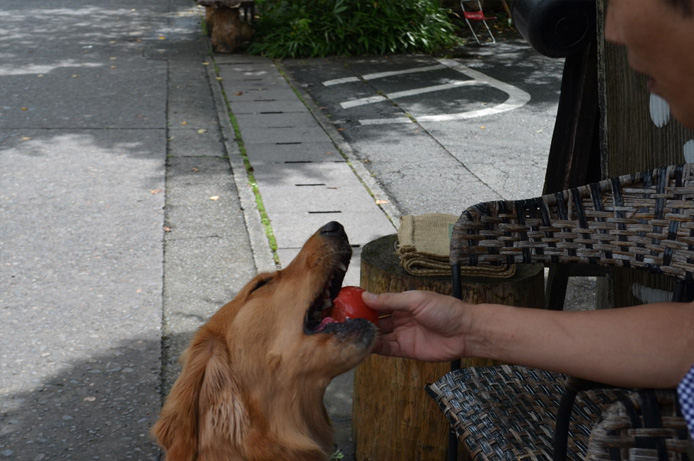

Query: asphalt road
[281,40,565,217]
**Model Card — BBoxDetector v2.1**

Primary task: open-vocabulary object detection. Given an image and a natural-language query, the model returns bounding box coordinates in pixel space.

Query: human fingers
[362,290,425,313]
[371,332,403,357]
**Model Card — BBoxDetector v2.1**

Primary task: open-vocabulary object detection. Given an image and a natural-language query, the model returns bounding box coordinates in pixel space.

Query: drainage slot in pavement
[285,161,313,164]
[296,183,326,186]
[308,211,342,214]
[276,142,302,145]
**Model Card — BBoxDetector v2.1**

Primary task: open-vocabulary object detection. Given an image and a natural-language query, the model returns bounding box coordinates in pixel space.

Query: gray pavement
[0,3,564,460]
[1,1,256,459]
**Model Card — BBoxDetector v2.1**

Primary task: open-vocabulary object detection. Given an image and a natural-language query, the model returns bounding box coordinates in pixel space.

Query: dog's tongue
[316,316,337,331]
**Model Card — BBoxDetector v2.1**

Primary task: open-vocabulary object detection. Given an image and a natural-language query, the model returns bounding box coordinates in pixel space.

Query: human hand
[362,290,468,362]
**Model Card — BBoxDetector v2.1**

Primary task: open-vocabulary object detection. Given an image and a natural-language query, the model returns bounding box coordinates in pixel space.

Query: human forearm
[465,302,694,388]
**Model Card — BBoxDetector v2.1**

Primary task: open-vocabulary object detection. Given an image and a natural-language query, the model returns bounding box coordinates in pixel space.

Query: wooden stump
[204,5,252,54]
[353,234,545,461]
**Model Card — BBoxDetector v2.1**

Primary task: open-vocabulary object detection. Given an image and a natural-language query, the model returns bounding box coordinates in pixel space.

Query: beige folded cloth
[397,213,516,278]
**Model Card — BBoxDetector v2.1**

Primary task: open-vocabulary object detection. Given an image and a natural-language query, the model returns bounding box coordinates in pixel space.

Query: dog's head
[153,221,376,460]
[226,221,376,383]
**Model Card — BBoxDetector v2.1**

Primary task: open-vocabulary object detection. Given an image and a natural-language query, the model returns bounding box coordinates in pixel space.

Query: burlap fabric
[397,213,516,278]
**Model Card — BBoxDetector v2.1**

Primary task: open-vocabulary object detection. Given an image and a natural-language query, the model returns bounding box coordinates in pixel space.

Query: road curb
[206,60,277,275]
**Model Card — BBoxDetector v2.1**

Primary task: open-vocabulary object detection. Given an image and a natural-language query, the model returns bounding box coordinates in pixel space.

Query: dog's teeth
[322,298,332,309]
[337,263,347,272]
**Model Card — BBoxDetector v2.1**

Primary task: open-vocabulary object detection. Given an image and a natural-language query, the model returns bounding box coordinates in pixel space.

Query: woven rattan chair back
[434,164,694,461]
[450,164,694,282]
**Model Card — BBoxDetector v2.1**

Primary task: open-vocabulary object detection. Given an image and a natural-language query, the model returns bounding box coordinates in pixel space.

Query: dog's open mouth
[304,255,365,335]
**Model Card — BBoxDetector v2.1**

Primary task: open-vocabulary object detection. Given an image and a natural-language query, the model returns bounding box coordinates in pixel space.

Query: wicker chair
[426,164,694,460]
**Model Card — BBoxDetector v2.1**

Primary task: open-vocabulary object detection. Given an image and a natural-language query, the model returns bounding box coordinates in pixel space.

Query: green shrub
[247,0,460,58]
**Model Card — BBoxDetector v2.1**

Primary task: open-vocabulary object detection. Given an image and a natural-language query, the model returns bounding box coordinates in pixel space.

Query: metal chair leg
[447,263,463,461]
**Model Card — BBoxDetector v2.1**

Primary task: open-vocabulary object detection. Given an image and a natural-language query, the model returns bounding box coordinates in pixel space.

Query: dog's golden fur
[152,222,376,460]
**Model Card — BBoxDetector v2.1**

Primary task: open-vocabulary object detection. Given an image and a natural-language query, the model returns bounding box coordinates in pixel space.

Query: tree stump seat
[196,0,253,53]
[353,234,545,460]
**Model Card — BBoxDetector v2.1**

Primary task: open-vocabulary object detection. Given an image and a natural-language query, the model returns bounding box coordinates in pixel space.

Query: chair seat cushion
[427,365,632,460]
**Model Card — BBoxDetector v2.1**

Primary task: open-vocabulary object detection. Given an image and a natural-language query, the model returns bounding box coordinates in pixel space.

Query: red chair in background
[460,0,496,44]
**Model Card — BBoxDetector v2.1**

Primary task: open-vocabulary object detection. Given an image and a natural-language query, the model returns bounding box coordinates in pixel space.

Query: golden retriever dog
[152,221,376,460]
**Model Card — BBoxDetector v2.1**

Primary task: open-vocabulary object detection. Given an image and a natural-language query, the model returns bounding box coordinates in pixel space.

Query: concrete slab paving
[239,125,330,144]
[257,182,380,213]
[228,99,310,114]
[268,211,393,249]
[227,88,299,102]
[168,128,226,157]
[234,111,318,128]
[243,141,343,163]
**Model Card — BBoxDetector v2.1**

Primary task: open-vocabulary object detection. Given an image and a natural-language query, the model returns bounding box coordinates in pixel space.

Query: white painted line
[341,80,476,109]
[341,95,388,109]
[357,58,531,125]
[360,117,414,125]
[322,63,447,86]
[323,75,360,86]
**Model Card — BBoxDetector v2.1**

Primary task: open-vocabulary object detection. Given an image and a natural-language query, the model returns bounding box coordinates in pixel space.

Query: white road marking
[324,58,530,125]
[322,64,447,86]
[341,80,477,109]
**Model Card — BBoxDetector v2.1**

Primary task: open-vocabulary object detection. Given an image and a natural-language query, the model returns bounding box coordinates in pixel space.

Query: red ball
[332,286,379,325]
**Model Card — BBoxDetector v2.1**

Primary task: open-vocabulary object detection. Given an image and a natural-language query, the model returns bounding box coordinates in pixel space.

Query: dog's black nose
[320,221,345,236]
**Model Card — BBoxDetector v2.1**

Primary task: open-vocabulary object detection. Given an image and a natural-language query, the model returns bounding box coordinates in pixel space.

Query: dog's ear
[152,328,247,460]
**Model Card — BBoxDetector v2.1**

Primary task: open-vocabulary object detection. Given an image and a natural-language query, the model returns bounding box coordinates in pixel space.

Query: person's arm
[364,290,694,389]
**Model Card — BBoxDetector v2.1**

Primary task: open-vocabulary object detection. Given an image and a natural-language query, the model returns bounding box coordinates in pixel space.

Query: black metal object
[448,263,463,461]
[512,0,596,58]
